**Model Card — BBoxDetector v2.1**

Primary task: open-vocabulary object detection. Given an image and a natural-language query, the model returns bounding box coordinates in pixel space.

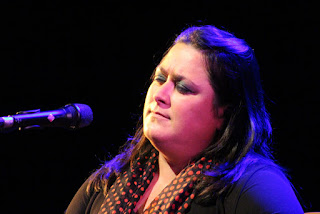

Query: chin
[144,122,168,137]
[145,132,171,145]
[144,128,172,147]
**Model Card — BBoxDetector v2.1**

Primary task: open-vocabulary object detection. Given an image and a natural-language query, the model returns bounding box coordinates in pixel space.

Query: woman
[66,25,303,214]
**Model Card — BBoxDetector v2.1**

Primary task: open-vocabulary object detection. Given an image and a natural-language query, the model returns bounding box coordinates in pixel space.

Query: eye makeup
[153,66,197,95]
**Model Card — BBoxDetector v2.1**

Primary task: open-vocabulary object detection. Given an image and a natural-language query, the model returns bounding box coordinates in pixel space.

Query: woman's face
[143,43,225,163]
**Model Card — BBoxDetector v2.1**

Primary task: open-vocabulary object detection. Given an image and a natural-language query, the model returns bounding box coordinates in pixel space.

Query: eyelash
[153,74,193,94]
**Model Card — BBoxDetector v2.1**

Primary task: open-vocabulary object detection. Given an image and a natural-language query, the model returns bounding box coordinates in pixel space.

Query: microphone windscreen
[73,103,93,128]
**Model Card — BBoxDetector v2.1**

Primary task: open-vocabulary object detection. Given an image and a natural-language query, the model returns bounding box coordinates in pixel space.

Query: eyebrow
[155,66,199,88]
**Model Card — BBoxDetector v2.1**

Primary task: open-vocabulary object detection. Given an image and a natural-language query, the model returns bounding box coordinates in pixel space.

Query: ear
[214,105,228,130]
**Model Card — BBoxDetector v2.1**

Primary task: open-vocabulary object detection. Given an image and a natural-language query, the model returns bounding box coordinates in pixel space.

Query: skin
[137,42,225,211]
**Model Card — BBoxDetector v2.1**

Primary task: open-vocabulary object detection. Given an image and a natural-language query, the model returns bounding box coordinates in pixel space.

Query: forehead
[158,43,209,83]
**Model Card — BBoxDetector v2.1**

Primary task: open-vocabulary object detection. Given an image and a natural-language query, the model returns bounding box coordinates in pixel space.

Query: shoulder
[65,179,105,214]
[225,161,304,214]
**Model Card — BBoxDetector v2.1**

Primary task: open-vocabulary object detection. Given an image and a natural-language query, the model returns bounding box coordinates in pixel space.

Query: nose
[153,81,173,107]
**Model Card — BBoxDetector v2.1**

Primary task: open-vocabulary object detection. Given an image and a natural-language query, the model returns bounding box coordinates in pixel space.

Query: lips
[151,111,170,120]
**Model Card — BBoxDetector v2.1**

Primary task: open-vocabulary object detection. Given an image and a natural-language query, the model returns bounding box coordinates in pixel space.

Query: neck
[157,152,189,183]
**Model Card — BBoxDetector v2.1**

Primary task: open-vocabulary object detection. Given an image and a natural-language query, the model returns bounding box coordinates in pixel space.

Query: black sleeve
[235,166,304,214]
[65,179,105,214]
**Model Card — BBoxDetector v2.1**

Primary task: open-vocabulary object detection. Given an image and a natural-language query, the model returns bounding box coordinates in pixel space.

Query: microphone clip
[15,108,42,131]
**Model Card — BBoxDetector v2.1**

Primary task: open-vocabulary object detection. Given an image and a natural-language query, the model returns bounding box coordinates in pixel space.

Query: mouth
[151,111,170,120]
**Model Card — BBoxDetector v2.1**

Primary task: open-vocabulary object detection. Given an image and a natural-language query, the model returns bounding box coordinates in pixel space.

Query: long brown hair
[87,25,275,202]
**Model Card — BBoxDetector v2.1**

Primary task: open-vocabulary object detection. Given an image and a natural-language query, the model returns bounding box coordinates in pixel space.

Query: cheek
[172,95,218,139]
[143,86,154,113]
[185,107,213,129]
[172,95,213,122]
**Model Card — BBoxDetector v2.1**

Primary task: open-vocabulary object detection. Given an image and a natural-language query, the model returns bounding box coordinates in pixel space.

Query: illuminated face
[143,43,225,163]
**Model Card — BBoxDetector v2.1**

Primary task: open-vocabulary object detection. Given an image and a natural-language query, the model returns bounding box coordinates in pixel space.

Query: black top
[66,163,304,214]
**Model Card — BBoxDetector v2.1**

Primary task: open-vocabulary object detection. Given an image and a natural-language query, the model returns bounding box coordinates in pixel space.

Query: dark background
[0,0,319,213]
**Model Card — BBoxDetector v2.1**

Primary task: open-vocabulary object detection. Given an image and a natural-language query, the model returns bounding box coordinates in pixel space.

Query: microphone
[0,103,93,130]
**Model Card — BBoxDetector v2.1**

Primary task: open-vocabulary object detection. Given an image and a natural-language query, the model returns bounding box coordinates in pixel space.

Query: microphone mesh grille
[74,103,93,128]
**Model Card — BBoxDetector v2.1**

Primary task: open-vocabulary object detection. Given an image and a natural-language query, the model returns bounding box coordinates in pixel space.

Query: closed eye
[176,82,193,94]
[153,74,166,84]
[154,75,193,95]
